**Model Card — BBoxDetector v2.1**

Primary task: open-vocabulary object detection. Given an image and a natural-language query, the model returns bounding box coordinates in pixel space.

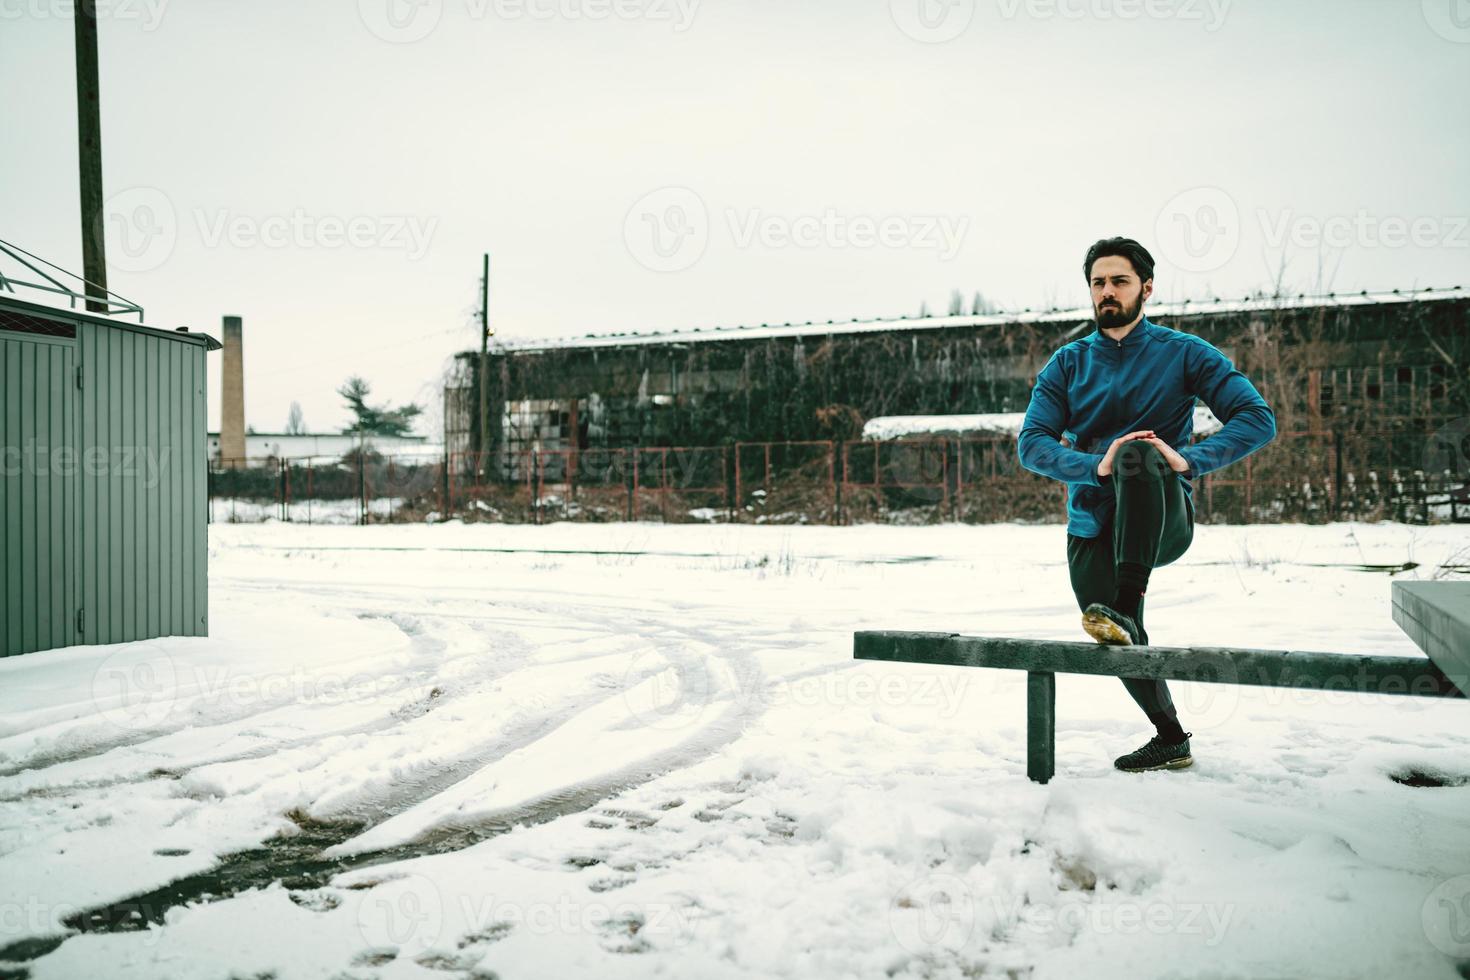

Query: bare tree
[286,401,306,435]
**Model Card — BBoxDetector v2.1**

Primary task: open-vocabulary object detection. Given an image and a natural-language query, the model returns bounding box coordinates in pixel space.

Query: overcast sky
[3,0,1467,436]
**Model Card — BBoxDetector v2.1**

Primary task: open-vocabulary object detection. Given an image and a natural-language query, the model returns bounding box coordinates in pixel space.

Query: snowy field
[3,521,1470,980]
[207,497,407,526]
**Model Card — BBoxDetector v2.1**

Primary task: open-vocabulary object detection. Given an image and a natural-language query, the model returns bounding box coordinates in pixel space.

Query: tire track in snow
[0,610,453,783]
[2,598,770,959]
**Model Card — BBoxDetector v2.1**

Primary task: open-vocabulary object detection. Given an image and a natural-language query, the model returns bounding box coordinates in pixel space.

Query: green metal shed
[1,294,221,656]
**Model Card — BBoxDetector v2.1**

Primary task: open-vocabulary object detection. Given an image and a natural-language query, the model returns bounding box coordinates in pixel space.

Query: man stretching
[1017,237,1276,773]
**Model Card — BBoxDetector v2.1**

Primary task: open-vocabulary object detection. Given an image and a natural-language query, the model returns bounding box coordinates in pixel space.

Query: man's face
[1089,255,1152,329]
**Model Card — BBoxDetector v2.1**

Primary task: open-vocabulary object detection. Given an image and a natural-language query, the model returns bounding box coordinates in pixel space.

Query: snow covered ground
[207,497,407,525]
[860,406,1223,441]
[2,520,1469,979]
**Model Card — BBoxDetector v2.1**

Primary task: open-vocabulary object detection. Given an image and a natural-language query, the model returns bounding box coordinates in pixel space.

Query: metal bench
[855,593,1468,783]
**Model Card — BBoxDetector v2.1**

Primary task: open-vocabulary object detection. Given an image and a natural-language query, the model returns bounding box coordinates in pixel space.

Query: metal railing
[0,237,145,320]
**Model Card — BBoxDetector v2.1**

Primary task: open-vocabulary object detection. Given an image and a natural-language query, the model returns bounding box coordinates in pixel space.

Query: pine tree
[338,376,422,437]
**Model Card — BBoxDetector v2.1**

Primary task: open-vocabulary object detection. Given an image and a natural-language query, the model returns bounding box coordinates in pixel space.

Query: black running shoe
[1082,602,1145,646]
[1114,732,1193,772]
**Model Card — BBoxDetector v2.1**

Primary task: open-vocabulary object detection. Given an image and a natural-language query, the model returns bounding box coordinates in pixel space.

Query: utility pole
[478,253,491,477]
[75,0,108,313]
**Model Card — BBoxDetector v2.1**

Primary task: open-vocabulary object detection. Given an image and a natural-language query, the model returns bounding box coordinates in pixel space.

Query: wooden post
[442,386,452,517]
[839,441,849,526]
[533,448,542,525]
[357,440,366,526]
[625,448,635,522]
[74,0,108,313]
[734,443,743,519]
[834,441,845,526]
[723,445,732,522]
[1027,671,1056,784]
[1333,429,1344,520]
[567,397,579,500]
[1245,453,1253,521]
[660,448,669,523]
[827,440,836,526]
[478,253,490,477]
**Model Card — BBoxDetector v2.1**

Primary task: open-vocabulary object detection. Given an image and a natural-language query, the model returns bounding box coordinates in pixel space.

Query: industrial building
[439,289,1467,526]
[448,288,1468,461]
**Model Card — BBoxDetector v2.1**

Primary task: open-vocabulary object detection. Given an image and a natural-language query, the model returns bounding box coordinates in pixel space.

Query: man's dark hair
[1083,237,1155,283]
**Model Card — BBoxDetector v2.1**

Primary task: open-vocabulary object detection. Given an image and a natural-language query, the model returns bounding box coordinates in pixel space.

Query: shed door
[1,332,79,656]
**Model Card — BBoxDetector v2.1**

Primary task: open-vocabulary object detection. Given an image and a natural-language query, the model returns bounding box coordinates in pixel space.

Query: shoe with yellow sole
[1082,602,1147,646]
[1114,731,1193,772]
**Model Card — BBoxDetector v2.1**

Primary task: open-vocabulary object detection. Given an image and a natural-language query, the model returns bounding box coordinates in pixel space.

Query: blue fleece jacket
[1016,315,1277,538]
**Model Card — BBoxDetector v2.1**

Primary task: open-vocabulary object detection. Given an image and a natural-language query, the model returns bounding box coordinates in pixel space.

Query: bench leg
[1027,670,1056,784]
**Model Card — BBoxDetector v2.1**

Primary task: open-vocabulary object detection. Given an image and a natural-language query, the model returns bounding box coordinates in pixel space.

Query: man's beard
[1095,294,1142,329]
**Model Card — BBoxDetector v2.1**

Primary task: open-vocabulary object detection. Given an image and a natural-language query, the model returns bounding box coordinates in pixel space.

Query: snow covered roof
[487,286,1465,354]
[862,406,1224,441]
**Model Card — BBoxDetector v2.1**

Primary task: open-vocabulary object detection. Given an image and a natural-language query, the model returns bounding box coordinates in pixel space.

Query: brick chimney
[220,315,246,466]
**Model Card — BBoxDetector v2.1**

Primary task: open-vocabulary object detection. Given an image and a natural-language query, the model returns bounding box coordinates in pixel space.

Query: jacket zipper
[1108,338,1122,437]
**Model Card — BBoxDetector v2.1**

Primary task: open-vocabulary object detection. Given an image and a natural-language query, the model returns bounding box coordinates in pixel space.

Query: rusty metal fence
[208,453,445,525]
[208,431,1469,526]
